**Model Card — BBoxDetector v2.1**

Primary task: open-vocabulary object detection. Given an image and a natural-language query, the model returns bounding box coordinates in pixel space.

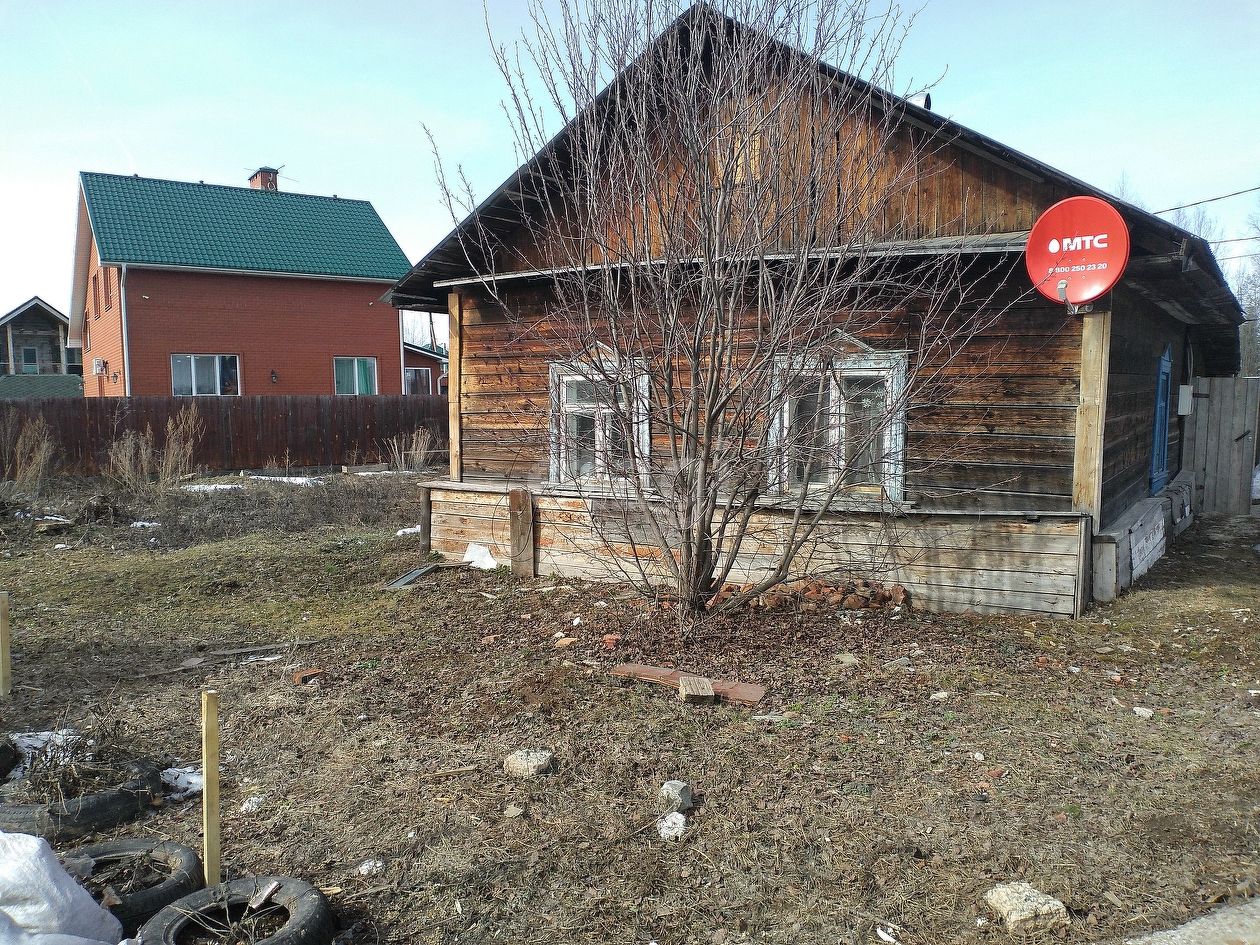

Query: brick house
[68,168,411,397]
[403,341,449,395]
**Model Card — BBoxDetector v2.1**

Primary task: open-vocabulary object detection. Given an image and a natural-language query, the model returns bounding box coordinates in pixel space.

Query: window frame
[770,351,907,501]
[404,366,432,396]
[170,353,242,396]
[548,361,650,488]
[333,356,378,396]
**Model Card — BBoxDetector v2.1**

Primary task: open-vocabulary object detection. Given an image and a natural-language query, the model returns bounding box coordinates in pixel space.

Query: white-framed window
[172,354,240,396]
[549,362,649,485]
[404,366,432,395]
[334,356,377,395]
[772,351,907,500]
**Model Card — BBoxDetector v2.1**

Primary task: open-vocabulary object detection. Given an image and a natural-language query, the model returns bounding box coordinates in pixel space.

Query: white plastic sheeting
[0,831,132,945]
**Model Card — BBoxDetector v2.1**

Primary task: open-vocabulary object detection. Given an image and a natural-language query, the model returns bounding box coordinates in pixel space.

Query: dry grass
[381,428,443,473]
[0,409,58,502]
[107,405,204,500]
[0,507,1257,944]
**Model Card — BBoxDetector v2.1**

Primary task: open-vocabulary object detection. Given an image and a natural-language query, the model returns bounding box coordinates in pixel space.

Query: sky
[1,0,1258,321]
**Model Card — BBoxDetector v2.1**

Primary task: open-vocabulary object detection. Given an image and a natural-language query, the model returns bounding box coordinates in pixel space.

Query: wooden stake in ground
[0,591,11,699]
[201,689,221,886]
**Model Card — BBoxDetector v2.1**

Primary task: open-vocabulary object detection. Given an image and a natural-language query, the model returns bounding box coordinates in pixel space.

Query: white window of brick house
[548,362,649,485]
[172,354,240,396]
[404,366,432,395]
[334,357,378,395]
[772,351,907,500]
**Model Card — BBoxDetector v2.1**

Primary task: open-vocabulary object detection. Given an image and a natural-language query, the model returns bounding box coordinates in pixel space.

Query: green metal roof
[80,172,411,281]
[0,374,83,400]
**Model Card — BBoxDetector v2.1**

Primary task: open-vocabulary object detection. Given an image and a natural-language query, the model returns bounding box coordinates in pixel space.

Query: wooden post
[201,690,221,887]
[0,592,11,698]
[508,487,535,578]
[416,486,432,556]
[447,292,463,483]
[1072,307,1112,526]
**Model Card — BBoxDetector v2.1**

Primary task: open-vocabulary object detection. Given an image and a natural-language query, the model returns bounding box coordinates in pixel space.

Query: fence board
[1,395,447,476]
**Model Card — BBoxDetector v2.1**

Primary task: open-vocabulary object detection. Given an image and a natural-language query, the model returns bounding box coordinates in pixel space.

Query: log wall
[1099,287,1191,527]
[454,285,1082,513]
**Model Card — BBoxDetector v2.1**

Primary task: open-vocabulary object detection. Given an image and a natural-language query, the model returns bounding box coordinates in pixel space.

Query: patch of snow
[248,475,323,486]
[7,730,81,780]
[161,766,203,800]
[356,470,413,477]
[463,543,497,570]
[239,795,265,815]
[182,483,243,493]
[130,521,161,529]
[52,544,69,550]
[395,525,424,536]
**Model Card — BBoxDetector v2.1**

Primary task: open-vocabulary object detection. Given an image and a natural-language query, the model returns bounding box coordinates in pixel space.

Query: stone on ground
[657,811,686,840]
[503,749,553,778]
[983,881,1069,933]
[661,780,693,812]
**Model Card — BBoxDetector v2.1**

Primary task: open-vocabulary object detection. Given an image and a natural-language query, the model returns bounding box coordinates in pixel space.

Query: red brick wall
[403,347,447,394]
[121,270,403,396]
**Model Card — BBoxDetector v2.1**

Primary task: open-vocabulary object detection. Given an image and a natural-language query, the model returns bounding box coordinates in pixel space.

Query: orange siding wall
[82,242,127,397]
[120,270,402,396]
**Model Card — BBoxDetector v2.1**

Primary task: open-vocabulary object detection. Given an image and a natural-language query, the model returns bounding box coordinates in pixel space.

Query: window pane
[603,412,631,476]
[357,358,377,395]
[218,356,239,395]
[842,376,888,485]
[334,358,356,395]
[786,378,831,486]
[565,378,600,404]
[172,355,193,396]
[193,355,217,394]
[564,412,597,478]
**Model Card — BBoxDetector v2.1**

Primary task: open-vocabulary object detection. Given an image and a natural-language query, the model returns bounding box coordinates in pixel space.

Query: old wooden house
[388,6,1246,617]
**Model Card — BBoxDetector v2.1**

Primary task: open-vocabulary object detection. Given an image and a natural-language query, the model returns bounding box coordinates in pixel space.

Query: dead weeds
[0,505,1256,944]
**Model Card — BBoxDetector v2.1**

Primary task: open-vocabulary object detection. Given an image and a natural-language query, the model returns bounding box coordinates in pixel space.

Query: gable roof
[403,341,450,362]
[79,172,410,282]
[1,296,68,329]
[388,3,1242,342]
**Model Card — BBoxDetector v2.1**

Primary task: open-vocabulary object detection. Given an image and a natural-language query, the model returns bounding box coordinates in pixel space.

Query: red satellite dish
[1025,196,1130,305]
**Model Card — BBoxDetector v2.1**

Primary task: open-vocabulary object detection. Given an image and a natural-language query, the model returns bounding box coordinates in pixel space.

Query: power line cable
[1154,183,1260,214]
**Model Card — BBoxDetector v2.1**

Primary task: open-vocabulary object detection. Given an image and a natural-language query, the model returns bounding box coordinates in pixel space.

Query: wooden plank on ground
[610,663,766,706]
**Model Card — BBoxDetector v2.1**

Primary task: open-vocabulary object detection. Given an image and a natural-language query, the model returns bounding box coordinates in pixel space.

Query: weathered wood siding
[454,284,1080,512]
[495,91,1073,276]
[429,484,1086,617]
[1099,287,1189,527]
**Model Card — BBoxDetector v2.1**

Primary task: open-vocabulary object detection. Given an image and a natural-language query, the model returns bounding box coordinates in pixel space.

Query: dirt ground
[0,478,1257,944]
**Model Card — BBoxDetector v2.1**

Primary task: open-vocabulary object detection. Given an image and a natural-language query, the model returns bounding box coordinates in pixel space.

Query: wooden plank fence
[1182,376,1260,515]
[2,395,448,475]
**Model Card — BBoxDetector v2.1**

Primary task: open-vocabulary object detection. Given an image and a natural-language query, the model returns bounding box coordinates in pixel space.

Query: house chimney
[249,167,279,191]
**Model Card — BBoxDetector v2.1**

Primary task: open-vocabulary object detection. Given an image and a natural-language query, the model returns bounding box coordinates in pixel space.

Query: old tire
[71,838,204,933]
[0,761,162,842]
[138,876,335,945]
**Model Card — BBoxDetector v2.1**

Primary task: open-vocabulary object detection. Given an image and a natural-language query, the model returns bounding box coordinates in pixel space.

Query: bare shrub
[107,405,204,499]
[382,428,444,472]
